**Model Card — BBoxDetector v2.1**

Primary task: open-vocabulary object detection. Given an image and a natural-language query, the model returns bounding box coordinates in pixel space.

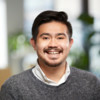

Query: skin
[30,21,73,83]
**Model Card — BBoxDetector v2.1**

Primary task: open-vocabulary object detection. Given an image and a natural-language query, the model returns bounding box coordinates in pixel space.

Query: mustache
[44,47,62,52]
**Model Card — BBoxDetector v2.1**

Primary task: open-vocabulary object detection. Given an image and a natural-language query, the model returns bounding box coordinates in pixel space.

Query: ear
[69,38,73,48]
[30,38,36,50]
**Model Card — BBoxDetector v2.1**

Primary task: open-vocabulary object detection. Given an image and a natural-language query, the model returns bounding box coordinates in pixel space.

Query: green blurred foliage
[78,13,94,25]
[71,13,100,70]
[70,50,89,70]
[8,31,30,53]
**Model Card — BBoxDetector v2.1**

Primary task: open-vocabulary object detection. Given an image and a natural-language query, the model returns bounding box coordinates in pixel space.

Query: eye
[42,37,49,40]
[57,37,64,39]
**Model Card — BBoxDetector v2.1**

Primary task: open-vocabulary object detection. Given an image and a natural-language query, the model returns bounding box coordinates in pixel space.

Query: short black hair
[32,10,73,42]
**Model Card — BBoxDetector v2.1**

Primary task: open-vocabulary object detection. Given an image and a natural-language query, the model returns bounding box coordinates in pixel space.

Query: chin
[44,60,63,67]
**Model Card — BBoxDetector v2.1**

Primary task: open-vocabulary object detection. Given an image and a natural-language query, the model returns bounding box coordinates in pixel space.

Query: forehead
[38,21,68,34]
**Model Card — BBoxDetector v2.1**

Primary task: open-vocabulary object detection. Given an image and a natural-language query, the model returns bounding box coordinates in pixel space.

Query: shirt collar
[32,61,70,86]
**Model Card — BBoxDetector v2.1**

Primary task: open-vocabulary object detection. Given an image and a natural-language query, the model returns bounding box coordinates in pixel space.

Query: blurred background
[0,0,100,87]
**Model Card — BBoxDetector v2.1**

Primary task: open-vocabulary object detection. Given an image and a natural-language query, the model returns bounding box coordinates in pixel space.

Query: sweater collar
[32,61,70,86]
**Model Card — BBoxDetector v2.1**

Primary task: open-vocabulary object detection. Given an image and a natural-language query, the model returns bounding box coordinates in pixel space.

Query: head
[32,10,73,42]
[30,10,73,68]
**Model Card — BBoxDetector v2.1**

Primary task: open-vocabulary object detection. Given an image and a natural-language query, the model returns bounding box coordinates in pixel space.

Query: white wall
[54,0,82,19]
[6,0,24,34]
[0,0,8,69]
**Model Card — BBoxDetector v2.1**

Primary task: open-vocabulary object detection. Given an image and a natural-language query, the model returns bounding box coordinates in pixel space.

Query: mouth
[46,51,60,54]
[44,48,62,55]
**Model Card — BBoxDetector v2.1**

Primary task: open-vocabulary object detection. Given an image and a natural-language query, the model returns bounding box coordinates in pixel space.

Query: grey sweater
[0,67,100,100]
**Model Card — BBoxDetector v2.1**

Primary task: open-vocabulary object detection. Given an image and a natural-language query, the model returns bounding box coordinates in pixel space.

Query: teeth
[48,52,59,54]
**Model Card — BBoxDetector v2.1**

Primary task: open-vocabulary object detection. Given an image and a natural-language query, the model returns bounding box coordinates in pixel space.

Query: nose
[48,38,58,47]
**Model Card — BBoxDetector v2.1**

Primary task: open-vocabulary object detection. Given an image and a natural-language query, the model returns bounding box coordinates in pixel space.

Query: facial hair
[43,47,64,67]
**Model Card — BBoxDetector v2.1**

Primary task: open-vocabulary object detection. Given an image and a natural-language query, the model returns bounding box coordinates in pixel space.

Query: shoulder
[69,67,100,99]
[0,68,35,99]
[1,68,33,90]
[70,67,100,86]
[70,67,98,79]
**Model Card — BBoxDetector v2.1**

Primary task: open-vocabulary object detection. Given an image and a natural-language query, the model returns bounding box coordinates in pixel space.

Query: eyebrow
[39,32,67,37]
[40,33,50,37]
[57,33,67,36]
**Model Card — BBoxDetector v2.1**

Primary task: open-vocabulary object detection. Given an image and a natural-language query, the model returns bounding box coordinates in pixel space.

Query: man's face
[31,21,73,67]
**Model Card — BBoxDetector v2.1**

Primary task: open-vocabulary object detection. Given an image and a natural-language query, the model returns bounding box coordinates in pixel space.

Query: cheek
[37,39,49,48]
[36,42,46,52]
[65,40,70,47]
[61,43,71,54]
[61,41,69,49]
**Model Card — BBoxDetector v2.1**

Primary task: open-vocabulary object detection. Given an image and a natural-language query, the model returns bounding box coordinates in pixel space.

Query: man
[0,10,100,100]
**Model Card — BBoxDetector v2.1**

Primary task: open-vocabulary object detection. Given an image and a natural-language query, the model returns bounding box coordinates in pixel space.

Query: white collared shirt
[32,62,70,86]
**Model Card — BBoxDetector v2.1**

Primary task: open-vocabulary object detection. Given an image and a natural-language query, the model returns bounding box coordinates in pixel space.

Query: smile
[44,50,62,54]
[47,52,59,54]
[44,48,63,55]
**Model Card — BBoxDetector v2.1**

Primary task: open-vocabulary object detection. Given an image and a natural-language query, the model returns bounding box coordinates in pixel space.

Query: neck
[39,61,67,83]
